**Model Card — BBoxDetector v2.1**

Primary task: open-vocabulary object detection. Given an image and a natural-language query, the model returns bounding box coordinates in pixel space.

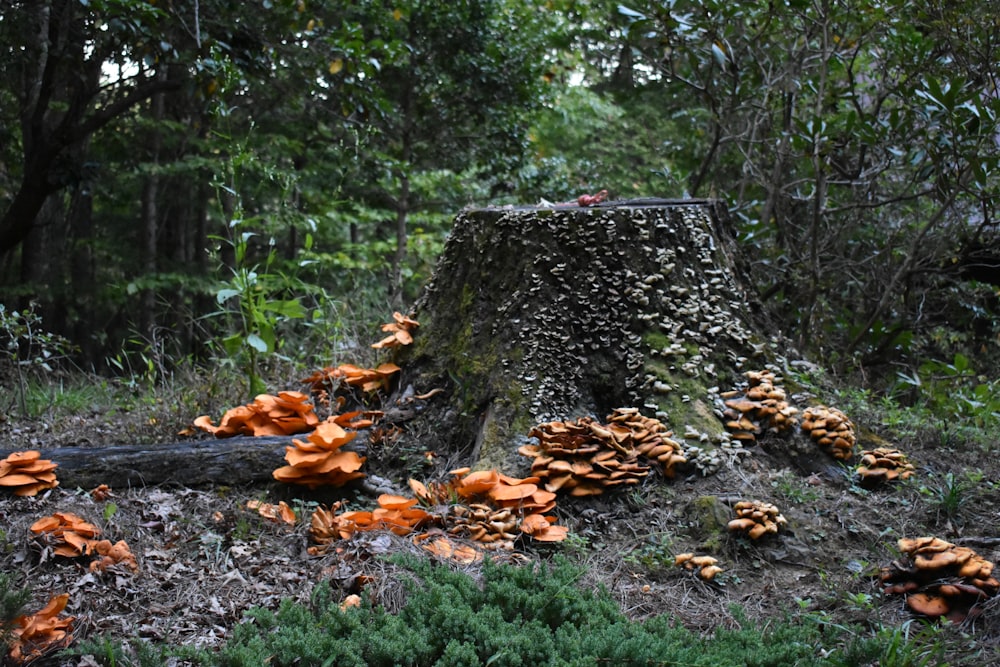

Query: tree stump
[393,199,777,473]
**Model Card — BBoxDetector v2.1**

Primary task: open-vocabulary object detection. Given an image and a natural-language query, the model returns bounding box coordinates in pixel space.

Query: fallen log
[0,436,366,490]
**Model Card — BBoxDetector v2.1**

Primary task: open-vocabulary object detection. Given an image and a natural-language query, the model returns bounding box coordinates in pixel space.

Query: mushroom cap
[5,450,42,464]
[727,517,757,532]
[906,592,949,617]
[457,470,500,497]
[377,494,419,510]
[489,483,539,502]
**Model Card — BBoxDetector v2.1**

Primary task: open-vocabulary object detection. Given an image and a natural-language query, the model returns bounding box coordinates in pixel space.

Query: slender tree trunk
[799,2,832,351]
[139,68,167,343]
[68,182,95,364]
[392,173,410,307]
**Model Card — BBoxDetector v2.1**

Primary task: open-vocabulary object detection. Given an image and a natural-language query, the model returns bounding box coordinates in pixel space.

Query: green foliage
[916,470,984,526]
[209,226,307,396]
[624,533,677,569]
[833,620,949,667]
[770,471,821,505]
[188,556,886,667]
[0,303,75,417]
[894,353,1000,429]
[522,85,694,201]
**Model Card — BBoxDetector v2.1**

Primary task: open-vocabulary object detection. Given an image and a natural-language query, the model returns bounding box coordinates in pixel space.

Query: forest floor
[2,374,999,665]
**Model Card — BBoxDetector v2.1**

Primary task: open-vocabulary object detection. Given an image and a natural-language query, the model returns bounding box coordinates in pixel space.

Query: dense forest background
[1,0,999,409]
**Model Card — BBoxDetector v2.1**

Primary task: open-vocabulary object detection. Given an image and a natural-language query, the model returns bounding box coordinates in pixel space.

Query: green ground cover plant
[62,557,947,667]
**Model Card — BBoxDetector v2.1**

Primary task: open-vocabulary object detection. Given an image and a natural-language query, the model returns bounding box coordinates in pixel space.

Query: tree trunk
[139,68,167,343]
[391,199,776,473]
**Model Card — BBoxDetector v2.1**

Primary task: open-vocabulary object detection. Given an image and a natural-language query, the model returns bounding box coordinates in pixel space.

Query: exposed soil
[2,391,999,665]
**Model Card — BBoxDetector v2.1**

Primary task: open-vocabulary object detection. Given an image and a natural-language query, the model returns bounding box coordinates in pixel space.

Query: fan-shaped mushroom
[371,311,420,349]
[307,495,435,554]
[30,511,102,558]
[521,414,654,496]
[301,363,402,399]
[7,593,75,664]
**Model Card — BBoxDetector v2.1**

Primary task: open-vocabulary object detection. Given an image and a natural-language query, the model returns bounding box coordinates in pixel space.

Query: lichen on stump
[393,199,771,472]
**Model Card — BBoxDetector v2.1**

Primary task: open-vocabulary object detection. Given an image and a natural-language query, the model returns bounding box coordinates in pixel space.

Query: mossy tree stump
[393,199,776,474]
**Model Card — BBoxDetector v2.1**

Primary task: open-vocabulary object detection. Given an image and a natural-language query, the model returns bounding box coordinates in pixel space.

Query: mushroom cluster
[719,370,799,443]
[609,408,688,477]
[519,413,664,497]
[30,511,137,572]
[308,468,568,555]
[7,593,75,665]
[450,504,521,546]
[272,421,366,488]
[674,553,723,581]
[727,500,787,539]
[31,512,100,558]
[0,450,59,497]
[301,362,402,398]
[309,494,435,555]
[880,537,998,623]
[414,468,567,545]
[372,311,420,349]
[87,539,139,573]
[855,447,915,487]
[800,405,856,460]
[194,391,319,437]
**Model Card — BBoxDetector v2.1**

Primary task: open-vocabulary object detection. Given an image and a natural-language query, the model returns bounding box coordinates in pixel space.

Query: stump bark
[393,198,777,473]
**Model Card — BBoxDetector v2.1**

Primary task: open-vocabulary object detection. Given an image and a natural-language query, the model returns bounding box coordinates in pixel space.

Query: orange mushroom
[371,311,420,349]
[0,450,59,497]
[674,553,724,581]
[726,500,786,539]
[194,391,320,437]
[30,512,102,558]
[246,500,297,525]
[855,447,915,486]
[6,593,75,664]
[273,421,366,489]
[719,370,799,444]
[521,413,654,496]
[414,533,483,564]
[307,495,436,554]
[801,405,856,460]
[880,536,998,622]
[88,540,139,573]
